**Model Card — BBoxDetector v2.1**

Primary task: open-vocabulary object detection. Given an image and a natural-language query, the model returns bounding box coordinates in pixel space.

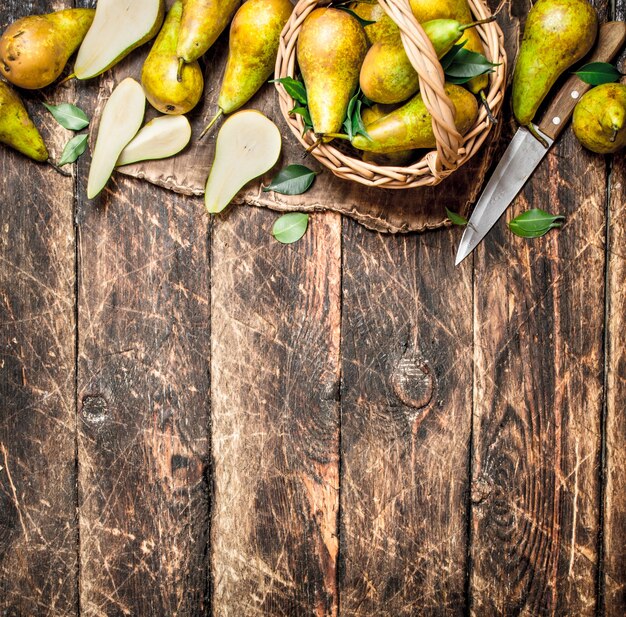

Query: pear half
[75,0,164,80]
[204,110,281,214]
[88,78,146,199]
[117,115,192,166]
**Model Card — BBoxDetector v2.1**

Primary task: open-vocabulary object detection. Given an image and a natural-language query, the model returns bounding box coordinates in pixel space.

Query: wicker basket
[274,0,507,189]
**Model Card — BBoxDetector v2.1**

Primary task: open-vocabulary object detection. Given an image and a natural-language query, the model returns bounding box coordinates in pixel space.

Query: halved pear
[75,0,164,80]
[88,78,146,199]
[204,110,281,214]
[117,115,191,166]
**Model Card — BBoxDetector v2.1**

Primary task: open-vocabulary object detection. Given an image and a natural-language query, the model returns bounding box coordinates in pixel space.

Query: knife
[455,20,626,266]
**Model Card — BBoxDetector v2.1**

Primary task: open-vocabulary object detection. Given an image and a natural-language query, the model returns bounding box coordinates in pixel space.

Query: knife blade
[455,20,626,266]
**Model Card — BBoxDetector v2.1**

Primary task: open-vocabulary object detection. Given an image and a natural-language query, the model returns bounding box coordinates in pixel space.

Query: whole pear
[352,83,478,153]
[0,9,95,89]
[0,81,48,161]
[361,104,414,165]
[297,8,367,136]
[350,2,399,44]
[573,83,626,154]
[218,0,293,115]
[512,0,597,126]
[142,1,204,114]
[177,0,241,65]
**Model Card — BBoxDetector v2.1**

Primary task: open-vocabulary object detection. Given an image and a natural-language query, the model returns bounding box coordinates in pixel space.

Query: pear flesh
[0,81,48,162]
[0,9,95,89]
[117,115,192,166]
[142,1,204,115]
[352,84,478,153]
[205,110,281,214]
[573,83,626,154]
[75,0,165,80]
[512,0,597,126]
[88,78,146,199]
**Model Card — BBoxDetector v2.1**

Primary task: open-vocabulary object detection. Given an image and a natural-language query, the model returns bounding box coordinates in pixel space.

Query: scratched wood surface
[1,1,626,617]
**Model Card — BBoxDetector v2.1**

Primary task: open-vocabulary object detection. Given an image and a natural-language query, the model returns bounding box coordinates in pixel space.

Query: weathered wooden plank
[211,207,341,616]
[603,1,626,610]
[339,220,473,615]
[469,1,609,613]
[75,62,212,613]
[0,1,78,614]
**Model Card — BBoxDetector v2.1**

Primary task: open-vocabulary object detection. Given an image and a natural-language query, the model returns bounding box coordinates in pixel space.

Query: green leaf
[270,77,308,105]
[343,91,370,141]
[336,6,376,27]
[58,134,88,166]
[263,164,317,195]
[446,208,468,226]
[44,103,90,131]
[508,209,565,238]
[272,212,309,244]
[574,62,622,85]
[290,105,314,133]
[443,47,498,83]
[439,41,467,71]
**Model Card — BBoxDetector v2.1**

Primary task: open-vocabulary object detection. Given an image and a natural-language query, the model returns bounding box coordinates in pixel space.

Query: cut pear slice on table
[87,78,146,199]
[204,110,282,214]
[75,0,164,80]
[117,115,192,166]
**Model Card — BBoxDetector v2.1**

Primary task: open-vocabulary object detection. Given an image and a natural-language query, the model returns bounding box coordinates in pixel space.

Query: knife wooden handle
[537,21,626,141]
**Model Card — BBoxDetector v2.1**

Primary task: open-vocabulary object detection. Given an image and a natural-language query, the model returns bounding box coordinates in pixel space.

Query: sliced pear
[117,115,191,166]
[205,110,281,214]
[88,78,146,199]
[75,0,164,80]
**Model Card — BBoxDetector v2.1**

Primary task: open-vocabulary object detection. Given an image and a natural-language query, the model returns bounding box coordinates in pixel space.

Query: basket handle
[377,0,463,173]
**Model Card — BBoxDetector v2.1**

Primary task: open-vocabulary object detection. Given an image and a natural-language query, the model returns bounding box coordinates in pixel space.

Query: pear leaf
[272,212,309,244]
[439,41,468,71]
[343,91,371,141]
[574,62,622,85]
[444,47,499,84]
[335,6,376,27]
[58,134,89,166]
[270,77,308,105]
[264,165,317,195]
[446,208,468,226]
[44,103,90,131]
[508,209,565,238]
[290,105,314,133]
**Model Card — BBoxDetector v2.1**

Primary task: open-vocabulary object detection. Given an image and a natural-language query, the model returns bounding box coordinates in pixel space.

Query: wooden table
[1,0,625,615]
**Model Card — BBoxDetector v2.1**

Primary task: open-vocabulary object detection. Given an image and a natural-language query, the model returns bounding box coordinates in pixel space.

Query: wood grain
[0,1,78,614]
[210,207,342,616]
[469,1,610,613]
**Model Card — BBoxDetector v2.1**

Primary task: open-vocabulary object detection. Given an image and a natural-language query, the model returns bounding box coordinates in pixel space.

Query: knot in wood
[81,395,108,423]
[391,351,435,412]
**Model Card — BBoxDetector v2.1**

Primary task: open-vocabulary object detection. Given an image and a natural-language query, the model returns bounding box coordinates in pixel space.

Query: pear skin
[297,8,367,136]
[512,0,597,126]
[352,83,478,153]
[142,1,204,115]
[0,81,48,161]
[177,0,241,64]
[0,9,95,89]
[573,83,626,154]
[350,2,399,44]
[218,0,293,115]
[361,104,414,165]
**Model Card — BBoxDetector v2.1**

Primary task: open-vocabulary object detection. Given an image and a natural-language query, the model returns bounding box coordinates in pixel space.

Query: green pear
[360,18,485,104]
[572,83,626,154]
[361,104,414,165]
[0,9,95,89]
[218,0,293,115]
[297,8,368,136]
[0,81,48,161]
[75,0,164,80]
[142,1,204,115]
[177,0,241,66]
[351,83,478,153]
[512,0,597,126]
[350,2,399,44]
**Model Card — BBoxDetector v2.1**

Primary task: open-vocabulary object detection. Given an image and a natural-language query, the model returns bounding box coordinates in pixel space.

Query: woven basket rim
[274,0,507,189]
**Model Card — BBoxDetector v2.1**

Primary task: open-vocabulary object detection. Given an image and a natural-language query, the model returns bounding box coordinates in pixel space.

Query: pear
[512,0,597,126]
[0,9,95,89]
[572,83,626,154]
[361,104,414,165]
[88,78,146,199]
[205,110,281,214]
[177,0,241,67]
[0,81,48,162]
[297,8,368,136]
[75,0,165,80]
[142,1,204,115]
[117,115,192,166]
[350,2,399,44]
[351,83,478,153]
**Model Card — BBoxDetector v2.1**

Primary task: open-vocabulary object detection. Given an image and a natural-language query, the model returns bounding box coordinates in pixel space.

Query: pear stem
[177,58,185,83]
[459,15,497,32]
[302,137,324,158]
[199,109,224,139]
[323,133,350,140]
[527,123,550,148]
[479,90,497,125]
[610,129,618,143]
[59,72,76,86]
[47,161,72,177]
